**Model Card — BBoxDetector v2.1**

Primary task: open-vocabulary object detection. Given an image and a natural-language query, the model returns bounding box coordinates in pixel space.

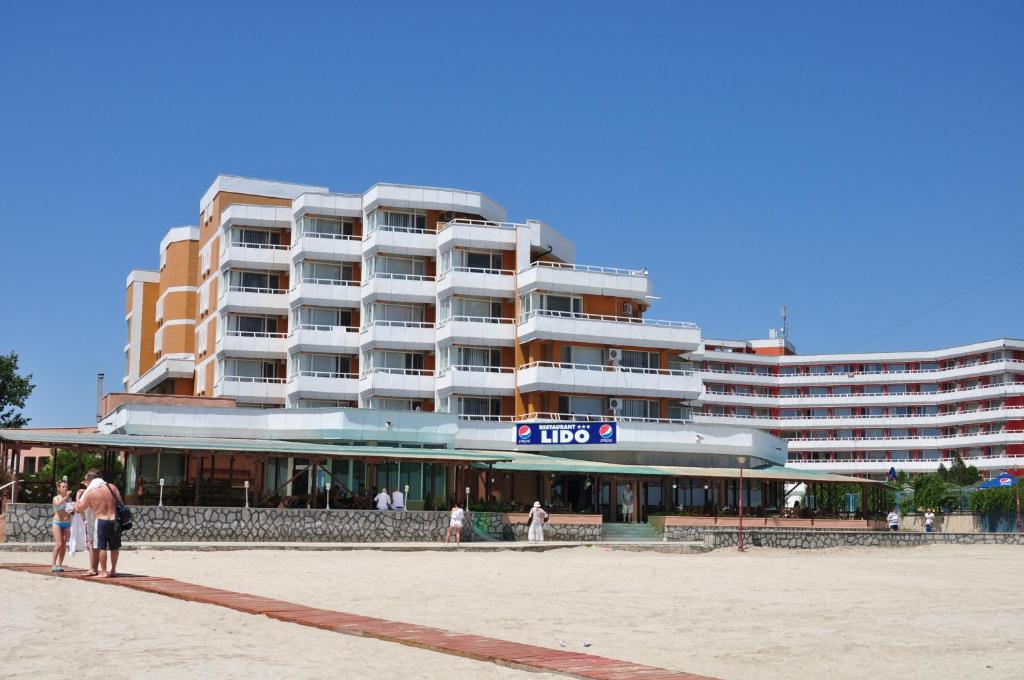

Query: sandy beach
[3,544,1022,679]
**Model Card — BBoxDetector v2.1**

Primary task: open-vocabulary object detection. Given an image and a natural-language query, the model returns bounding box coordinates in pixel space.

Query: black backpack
[107,484,133,534]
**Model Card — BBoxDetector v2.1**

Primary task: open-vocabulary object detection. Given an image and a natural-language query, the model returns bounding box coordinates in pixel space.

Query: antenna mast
[780,306,789,341]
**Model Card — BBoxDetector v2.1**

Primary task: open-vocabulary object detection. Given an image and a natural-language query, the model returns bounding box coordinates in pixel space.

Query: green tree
[947,453,981,487]
[936,463,949,482]
[0,352,34,428]
[909,473,958,512]
[969,486,1017,514]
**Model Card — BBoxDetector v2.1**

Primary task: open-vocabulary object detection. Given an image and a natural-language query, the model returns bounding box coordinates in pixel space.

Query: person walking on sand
[374,487,392,511]
[74,473,124,578]
[445,502,465,544]
[887,509,900,532]
[924,509,936,533]
[50,481,73,572]
[527,501,548,542]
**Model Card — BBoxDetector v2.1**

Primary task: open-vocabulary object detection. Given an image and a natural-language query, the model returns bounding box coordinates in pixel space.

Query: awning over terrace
[0,430,511,464]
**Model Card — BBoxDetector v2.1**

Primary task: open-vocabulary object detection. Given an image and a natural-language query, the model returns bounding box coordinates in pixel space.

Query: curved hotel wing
[120,175,1021,478]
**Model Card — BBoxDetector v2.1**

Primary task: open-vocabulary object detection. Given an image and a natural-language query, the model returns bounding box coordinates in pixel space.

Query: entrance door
[614,480,638,523]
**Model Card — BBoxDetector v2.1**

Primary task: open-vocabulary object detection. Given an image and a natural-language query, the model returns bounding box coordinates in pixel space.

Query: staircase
[600,522,662,542]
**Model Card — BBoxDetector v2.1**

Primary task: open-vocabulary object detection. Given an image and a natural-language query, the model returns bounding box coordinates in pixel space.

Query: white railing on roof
[437,218,519,231]
[522,260,647,277]
[519,308,699,329]
[518,361,693,377]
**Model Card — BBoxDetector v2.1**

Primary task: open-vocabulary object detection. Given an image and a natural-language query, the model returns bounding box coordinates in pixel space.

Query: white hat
[533,501,541,507]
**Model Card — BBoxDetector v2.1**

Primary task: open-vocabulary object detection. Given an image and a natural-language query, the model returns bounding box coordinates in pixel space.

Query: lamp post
[244,480,250,509]
[737,456,747,552]
[158,478,165,507]
[703,481,710,516]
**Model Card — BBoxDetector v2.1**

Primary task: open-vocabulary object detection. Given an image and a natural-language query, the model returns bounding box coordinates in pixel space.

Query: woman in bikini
[50,481,72,573]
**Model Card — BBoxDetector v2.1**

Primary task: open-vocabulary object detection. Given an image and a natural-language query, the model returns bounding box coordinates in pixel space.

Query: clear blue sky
[1,2,1021,426]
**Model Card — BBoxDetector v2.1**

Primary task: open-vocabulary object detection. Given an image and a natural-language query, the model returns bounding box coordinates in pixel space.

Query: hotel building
[121,175,1022,481]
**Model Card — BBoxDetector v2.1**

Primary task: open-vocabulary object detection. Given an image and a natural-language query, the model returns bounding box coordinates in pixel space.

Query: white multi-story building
[691,337,1024,477]
[123,174,1023,478]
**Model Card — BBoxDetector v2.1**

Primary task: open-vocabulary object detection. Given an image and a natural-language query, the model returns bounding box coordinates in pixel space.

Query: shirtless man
[76,469,124,578]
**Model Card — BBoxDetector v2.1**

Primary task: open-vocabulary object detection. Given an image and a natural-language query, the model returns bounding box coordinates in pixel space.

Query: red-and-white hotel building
[122,175,1023,480]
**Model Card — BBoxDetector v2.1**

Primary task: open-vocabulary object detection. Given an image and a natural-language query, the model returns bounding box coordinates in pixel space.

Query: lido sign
[516,422,617,445]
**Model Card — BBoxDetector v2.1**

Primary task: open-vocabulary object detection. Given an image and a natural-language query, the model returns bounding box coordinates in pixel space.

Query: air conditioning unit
[609,398,623,414]
[608,348,623,364]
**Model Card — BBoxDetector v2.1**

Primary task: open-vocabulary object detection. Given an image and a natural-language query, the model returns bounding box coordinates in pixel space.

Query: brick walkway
[0,563,715,679]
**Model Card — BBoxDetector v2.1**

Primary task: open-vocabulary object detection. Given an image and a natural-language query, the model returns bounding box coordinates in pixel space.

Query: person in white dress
[527,501,548,542]
[445,503,465,544]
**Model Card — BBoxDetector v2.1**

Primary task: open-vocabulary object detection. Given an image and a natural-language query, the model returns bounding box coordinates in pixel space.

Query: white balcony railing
[436,316,516,347]
[361,273,437,303]
[359,320,436,349]
[436,364,516,396]
[216,330,288,358]
[436,218,519,251]
[517,261,650,299]
[214,375,286,403]
[357,367,437,398]
[517,309,700,350]
[291,231,362,262]
[218,286,289,314]
[285,372,359,400]
[516,361,700,399]
[288,279,361,307]
[518,411,692,424]
[287,325,360,353]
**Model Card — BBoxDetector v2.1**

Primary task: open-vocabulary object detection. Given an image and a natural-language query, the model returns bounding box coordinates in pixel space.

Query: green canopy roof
[0,430,510,463]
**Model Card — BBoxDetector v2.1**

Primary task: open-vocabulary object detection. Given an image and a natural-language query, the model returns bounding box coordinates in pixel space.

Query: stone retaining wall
[4,504,602,543]
[4,504,467,543]
[702,528,1024,550]
[472,512,602,542]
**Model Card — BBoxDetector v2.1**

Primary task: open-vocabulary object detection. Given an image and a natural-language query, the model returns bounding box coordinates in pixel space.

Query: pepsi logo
[517,425,531,438]
[598,424,613,438]
[999,477,1012,486]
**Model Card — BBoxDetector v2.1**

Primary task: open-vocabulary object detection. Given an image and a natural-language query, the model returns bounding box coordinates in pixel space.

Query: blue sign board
[516,422,617,445]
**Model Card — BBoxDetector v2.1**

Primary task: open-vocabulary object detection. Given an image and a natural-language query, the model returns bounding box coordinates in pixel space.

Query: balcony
[218,286,289,315]
[436,316,516,347]
[363,226,437,257]
[220,242,290,270]
[785,430,1024,452]
[436,219,518,251]
[216,331,288,359]
[436,365,515,397]
[436,267,515,298]
[358,368,436,399]
[693,405,1024,430]
[287,325,360,354]
[359,321,436,350]
[787,453,1024,475]
[516,361,701,399]
[291,232,362,263]
[361,273,436,304]
[287,279,361,308]
[517,261,650,300]
[213,376,286,404]
[285,372,359,401]
[518,309,701,351]
[219,204,291,230]
[699,381,1024,408]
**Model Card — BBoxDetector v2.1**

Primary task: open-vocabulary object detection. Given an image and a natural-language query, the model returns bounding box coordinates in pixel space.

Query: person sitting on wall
[374,487,392,511]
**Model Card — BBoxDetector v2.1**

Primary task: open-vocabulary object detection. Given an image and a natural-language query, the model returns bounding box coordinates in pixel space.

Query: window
[809,387,828,397]
[558,395,605,416]
[196,325,208,354]
[809,365,827,375]
[920,361,939,371]
[621,399,658,418]
[231,228,281,247]
[834,408,852,417]
[24,457,36,473]
[862,385,883,395]
[562,345,604,365]
[199,285,209,313]
[539,294,581,315]
[227,315,279,335]
[293,353,351,376]
[831,386,852,396]
[366,303,425,324]
[303,216,354,238]
[887,384,908,394]
[294,306,353,329]
[228,270,281,291]
[620,350,660,370]
[920,383,939,393]
[367,255,427,278]
[293,399,355,408]
[375,209,427,232]
[449,346,502,369]
[780,367,798,376]
[366,351,425,372]
[445,296,502,320]
[369,398,425,411]
[457,397,502,417]
[865,406,884,416]
[223,358,277,379]
[301,261,353,283]
[442,249,503,272]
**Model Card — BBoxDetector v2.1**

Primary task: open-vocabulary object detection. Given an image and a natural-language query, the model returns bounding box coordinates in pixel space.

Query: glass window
[887,384,908,394]
[621,399,658,418]
[563,345,604,365]
[227,315,279,335]
[458,397,501,416]
[621,350,659,370]
[293,353,351,376]
[832,386,852,396]
[304,216,354,237]
[863,385,883,395]
[368,303,425,324]
[809,387,828,397]
[780,366,798,376]
[229,270,281,291]
[542,294,582,315]
[452,296,502,319]
[558,396,604,416]
[223,358,276,379]
[295,306,352,329]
